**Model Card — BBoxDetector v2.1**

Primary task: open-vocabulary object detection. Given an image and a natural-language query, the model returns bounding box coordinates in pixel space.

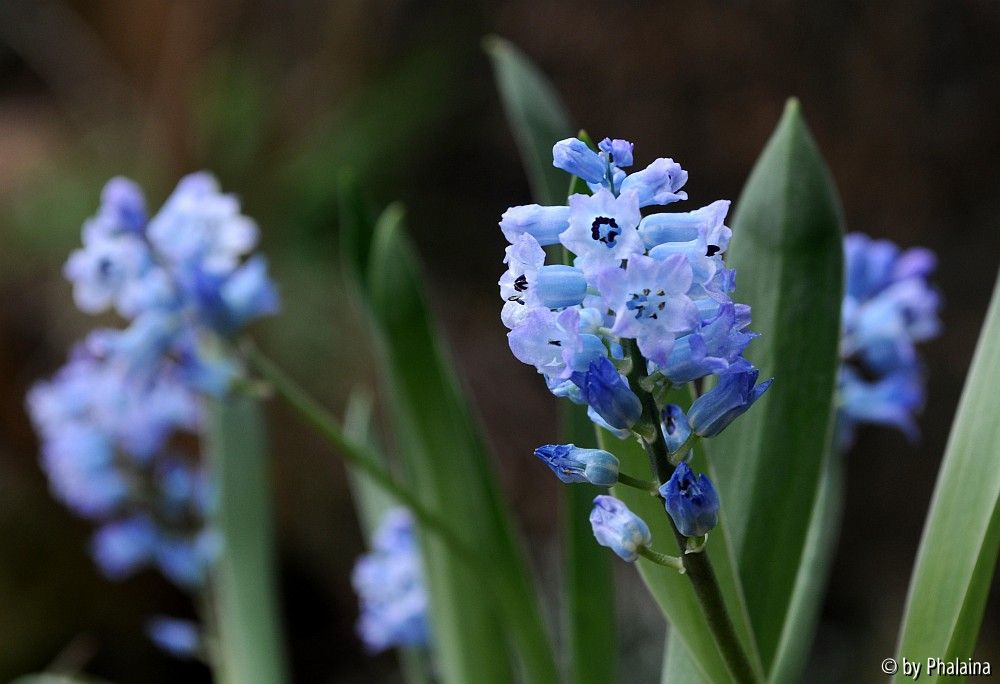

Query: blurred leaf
[604,434,759,684]
[484,36,573,205]
[487,38,615,683]
[343,390,433,684]
[348,202,557,683]
[10,676,109,684]
[662,632,711,684]
[894,271,1000,679]
[708,99,845,674]
[204,394,288,684]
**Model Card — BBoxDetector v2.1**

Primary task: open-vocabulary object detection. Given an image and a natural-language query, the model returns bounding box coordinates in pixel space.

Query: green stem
[624,340,761,684]
[637,546,686,573]
[617,472,660,493]
[245,344,479,568]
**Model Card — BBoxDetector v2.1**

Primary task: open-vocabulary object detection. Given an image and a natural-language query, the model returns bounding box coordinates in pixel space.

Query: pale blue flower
[598,138,634,168]
[499,204,571,246]
[552,138,606,184]
[596,253,699,366]
[92,516,158,579]
[619,158,688,207]
[560,189,643,273]
[352,509,430,652]
[688,359,772,437]
[590,495,652,562]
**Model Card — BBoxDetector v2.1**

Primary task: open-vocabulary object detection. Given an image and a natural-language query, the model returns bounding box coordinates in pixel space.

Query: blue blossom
[499,234,588,311]
[660,462,720,537]
[146,617,202,658]
[599,138,634,168]
[27,172,280,649]
[688,359,772,437]
[497,135,764,447]
[533,444,619,486]
[589,495,652,562]
[838,233,940,448]
[560,189,643,273]
[570,357,643,430]
[596,253,699,366]
[352,509,431,653]
[660,404,692,453]
[619,158,688,207]
[499,204,570,246]
[552,138,607,184]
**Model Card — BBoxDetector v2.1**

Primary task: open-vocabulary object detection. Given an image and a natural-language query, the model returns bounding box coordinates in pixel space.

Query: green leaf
[662,632,712,684]
[603,434,759,684]
[707,99,845,675]
[204,394,289,684]
[353,204,557,684]
[894,271,1000,679]
[484,36,574,205]
[10,677,110,684]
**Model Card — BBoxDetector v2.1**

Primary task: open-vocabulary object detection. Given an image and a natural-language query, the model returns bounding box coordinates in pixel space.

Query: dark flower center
[626,288,668,321]
[591,216,620,247]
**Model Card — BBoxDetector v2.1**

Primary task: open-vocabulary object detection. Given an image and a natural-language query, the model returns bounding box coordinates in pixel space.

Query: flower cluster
[837,233,940,449]
[26,175,277,602]
[352,508,431,653]
[500,136,770,557]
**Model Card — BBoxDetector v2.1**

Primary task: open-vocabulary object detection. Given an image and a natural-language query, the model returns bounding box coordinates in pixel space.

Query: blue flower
[660,405,692,453]
[598,138,634,168]
[838,233,940,448]
[499,204,571,246]
[619,158,688,207]
[639,200,731,252]
[352,509,431,652]
[570,357,643,430]
[687,359,772,437]
[660,303,755,384]
[28,171,280,603]
[552,138,607,184]
[660,462,720,537]
[596,253,699,366]
[533,444,619,486]
[499,234,588,310]
[560,189,643,273]
[589,495,652,562]
[92,516,158,579]
[146,616,201,658]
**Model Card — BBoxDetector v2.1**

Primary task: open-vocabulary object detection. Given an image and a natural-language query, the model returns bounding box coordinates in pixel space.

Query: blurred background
[1,1,998,681]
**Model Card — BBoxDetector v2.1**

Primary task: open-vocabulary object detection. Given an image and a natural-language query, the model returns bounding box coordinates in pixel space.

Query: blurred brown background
[1,1,998,681]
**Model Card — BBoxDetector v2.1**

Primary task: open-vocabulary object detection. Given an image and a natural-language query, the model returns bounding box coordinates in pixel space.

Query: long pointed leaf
[346,202,557,684]
[708,99,845,674]
[204,394,288,684]
[484,36,573,206]
[894,271,1000,678]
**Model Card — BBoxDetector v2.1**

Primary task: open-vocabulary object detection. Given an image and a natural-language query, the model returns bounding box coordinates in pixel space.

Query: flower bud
[552,138,606,184]
[589,495,652,562]
[533,444,619,486]
[687,359,772,437]
[660,404,692,453]
[660,462,720,537]
[570,357,643,430]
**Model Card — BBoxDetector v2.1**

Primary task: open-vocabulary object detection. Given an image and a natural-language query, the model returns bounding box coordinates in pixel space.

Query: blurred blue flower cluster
[838,233,940,449]
[500,137,771,555]
[352,509,431,653]
[26,173,278,590]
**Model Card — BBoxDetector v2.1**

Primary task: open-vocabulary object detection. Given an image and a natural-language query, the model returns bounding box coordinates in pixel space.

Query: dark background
[1,1,998,681]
